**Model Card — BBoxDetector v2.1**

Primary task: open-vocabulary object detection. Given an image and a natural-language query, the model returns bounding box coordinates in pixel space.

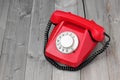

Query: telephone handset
[50,10,104,41]
[44,10,110,71]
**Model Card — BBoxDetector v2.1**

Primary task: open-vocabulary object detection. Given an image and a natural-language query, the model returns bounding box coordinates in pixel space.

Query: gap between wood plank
[0,0,10,57]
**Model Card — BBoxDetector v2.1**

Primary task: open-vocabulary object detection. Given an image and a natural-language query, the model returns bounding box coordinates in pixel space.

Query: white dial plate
[56,31,79,54]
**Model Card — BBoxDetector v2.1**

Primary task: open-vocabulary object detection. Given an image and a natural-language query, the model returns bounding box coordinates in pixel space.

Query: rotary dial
[56,32,79,54]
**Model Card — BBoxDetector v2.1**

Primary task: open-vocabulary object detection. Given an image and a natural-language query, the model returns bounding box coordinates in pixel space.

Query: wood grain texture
[0,0,33,80]
[105,0,120,80]
[0,0,10,56]
[0,0,119,80]
[52,0,84,80]
[25,0,54,80]
[80,0,110,80]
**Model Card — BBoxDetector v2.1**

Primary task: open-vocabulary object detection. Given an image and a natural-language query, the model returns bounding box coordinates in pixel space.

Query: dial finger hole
[66,49,68,52]
[62,48,64,51]
[57,40,59,42]
[59,46,61,49]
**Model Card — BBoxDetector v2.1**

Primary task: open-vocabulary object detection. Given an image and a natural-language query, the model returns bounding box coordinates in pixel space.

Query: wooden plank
[105,0,120,80]
[0,0,33,80]
[55,0,84,16]
[25,0,54,80]
[80,0,110,80]
[0,0,10,56]
[52,0,84,80]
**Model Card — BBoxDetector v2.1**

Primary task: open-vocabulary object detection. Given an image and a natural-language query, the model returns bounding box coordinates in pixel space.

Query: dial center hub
[60,35,73,48]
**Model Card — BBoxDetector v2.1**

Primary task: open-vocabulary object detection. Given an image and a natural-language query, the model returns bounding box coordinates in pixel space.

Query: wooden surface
[0,0,119,80]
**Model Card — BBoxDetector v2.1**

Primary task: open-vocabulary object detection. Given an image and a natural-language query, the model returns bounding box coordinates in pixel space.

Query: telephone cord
[44,20,110,71]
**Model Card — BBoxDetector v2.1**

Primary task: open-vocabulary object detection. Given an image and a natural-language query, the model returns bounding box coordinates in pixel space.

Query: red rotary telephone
[44,10,110,71]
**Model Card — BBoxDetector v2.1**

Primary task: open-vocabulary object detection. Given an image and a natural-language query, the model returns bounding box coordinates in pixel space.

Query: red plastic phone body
[45,10,105,67]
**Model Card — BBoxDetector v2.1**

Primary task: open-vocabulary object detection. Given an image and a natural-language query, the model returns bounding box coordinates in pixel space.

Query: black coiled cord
[44,20,110,71]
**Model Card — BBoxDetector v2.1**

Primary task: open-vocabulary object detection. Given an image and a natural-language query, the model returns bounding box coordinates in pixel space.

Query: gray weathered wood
[0,0,33,80]
[105,0,120,80]
[0,0,10,56]
[80,0,109,80]
[25,0,54,80]
[52,0,84,80]
[0,0,119,80]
